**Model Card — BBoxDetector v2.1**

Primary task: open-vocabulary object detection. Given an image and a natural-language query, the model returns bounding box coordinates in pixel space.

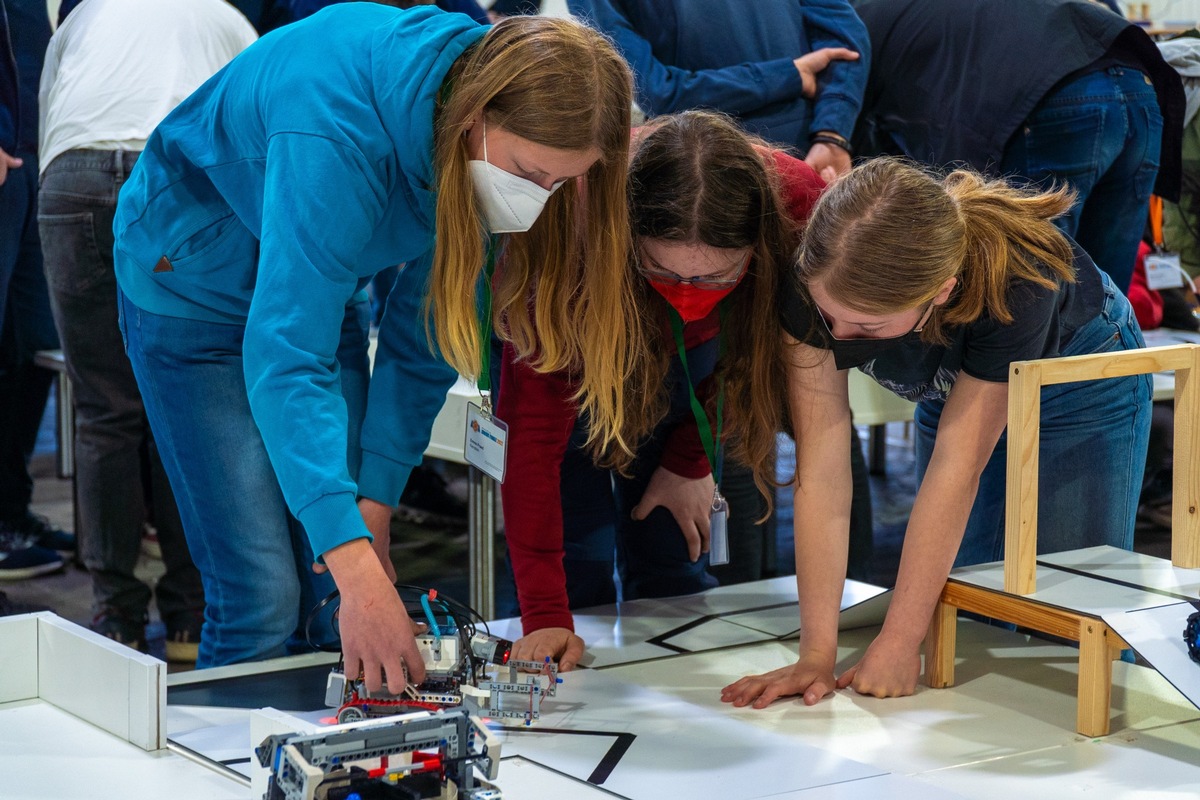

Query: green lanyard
[667,303,727,487]
[477,237,499,411]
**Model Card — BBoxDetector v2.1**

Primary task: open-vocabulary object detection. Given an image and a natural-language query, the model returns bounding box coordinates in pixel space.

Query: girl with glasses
[722,157,1151,708]
[496,110,826,670]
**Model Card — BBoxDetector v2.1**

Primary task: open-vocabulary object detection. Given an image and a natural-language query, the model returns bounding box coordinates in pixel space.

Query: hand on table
[835,632,921,698]
[630,466,716,562]
[512,627,585,672]
[720,653,836,709]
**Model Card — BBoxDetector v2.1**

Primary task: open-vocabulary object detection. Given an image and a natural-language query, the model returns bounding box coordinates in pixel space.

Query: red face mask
[648,275,745,322]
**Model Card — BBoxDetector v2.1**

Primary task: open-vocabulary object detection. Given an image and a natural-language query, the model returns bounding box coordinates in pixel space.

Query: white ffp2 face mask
[469,122,566,233]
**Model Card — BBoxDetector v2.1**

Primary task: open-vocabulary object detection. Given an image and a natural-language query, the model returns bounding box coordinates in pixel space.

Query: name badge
[709,492,729,566]
[1146,252,1185,290]
[464,403,508,483]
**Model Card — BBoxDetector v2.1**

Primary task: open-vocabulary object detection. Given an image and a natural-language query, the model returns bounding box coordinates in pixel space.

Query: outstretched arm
[721,335,853,708]
[497,343,587,669]
[838,374,1007,697]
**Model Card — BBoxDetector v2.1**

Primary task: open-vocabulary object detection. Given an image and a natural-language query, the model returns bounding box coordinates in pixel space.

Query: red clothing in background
[1129,241,1163,330]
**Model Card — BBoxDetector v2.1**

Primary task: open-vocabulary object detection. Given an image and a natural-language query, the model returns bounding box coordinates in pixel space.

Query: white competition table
[5,577,1199,799]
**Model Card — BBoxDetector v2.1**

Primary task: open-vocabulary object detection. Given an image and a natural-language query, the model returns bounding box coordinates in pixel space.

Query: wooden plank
[1173,352,1200,568]
[923,601,957,688]
[939,582,1129,737]
[1030,344,1196,386]
[1004,344,1200,592]
[1005,361,1041,595]
[1077,620,1113,737]
[941,581,1130,649]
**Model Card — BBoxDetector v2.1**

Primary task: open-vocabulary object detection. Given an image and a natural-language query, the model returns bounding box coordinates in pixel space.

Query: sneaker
[91,609,148,653]
[0,542,64,580]
[2,512,76,556]
[396,465,468,527]
[165,610,203,663]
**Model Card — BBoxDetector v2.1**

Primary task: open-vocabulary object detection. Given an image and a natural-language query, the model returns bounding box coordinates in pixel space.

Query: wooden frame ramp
[923,344,1200,737]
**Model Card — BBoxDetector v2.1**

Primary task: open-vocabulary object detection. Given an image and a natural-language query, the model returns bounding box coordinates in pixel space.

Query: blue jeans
[118,289,371,667]
[39,150,203,625]
[0,151,59,524]
[1000,66,1162,293]
[915,272,1151,567]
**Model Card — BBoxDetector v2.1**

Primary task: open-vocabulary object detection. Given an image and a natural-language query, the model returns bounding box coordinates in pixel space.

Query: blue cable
[420,594,442,639]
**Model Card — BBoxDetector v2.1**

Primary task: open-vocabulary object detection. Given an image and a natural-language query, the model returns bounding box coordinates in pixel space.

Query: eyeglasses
[638,252,751,291]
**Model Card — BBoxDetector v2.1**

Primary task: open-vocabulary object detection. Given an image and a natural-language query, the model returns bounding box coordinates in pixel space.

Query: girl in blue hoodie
[113,6,636,691]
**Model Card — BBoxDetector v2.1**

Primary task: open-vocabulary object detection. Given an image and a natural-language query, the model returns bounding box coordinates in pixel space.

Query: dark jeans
[1001,66,1163,293]
[552,337,723,607]
[914,271,1151,565]
[0,150,58,526]
[39,149,203,622]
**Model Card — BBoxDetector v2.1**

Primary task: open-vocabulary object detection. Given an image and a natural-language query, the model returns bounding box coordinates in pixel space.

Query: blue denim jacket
[570,0,870,148]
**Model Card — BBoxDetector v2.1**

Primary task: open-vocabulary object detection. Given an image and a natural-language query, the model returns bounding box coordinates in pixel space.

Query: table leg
[924,600,957,688]
[56,371,75,480]
[1077,620,1113,737]
[467,467,496,620]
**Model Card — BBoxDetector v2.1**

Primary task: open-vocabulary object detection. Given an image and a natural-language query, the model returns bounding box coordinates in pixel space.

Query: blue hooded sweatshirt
[114,4,486,557]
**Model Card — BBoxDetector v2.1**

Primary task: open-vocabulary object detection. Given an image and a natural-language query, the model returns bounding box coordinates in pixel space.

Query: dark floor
[4,398,1175,670]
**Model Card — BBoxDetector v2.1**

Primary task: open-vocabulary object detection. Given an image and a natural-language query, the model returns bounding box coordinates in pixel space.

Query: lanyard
[667,303,727,487]
[1150,195,1165,251]
[477,237,499,411]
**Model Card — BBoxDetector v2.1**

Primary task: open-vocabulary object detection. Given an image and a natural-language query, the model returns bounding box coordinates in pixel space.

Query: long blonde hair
[797,158,1077,343]
[431,16,638,457]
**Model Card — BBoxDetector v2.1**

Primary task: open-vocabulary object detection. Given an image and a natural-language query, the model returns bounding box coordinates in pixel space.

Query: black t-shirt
[781,243,1105,403]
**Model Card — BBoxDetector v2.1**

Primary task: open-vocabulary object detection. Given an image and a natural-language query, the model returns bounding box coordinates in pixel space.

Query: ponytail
[939,169,1076,338]
[797,157,1078,345]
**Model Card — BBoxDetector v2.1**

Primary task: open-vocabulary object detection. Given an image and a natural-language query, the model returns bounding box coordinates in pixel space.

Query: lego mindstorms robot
[319,586,561,727]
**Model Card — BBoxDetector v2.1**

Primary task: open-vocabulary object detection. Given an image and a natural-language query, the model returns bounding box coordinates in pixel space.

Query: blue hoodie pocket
[125,211,261,321]
[163,212,246,269]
